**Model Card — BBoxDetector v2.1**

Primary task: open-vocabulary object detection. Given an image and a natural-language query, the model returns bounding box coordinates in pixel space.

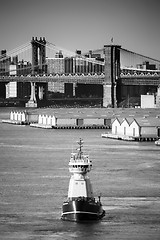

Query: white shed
[127,120,140,137]
[111,117,160,139]
[121,118,134,136]
[112,117,134,136]
[112,118,121,135]
[10,111,27,123]
[38,114,56,126]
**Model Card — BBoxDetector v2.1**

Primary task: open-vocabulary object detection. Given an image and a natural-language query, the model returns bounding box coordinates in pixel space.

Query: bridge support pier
[26,82,37,107]
[73,83,76,96]
[103,84,111,107]
[38,85,44,100]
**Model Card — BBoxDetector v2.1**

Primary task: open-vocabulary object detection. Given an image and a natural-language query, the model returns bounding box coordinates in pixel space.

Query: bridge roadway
[0,72,160,86]
[120,69,160,85]
[0,73,105,84]
[120,75,160,85]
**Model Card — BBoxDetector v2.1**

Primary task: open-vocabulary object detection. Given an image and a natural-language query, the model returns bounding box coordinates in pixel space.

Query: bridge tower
[103,44,121,107]
[26,37,47,108]
[31,37,46,74]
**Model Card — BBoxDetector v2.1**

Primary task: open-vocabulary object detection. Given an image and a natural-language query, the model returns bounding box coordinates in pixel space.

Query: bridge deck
[0,73,105,84]
[0,72,160,85]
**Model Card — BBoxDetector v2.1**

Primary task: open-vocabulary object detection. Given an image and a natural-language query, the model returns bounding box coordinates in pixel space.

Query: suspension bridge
[0,37,160,107]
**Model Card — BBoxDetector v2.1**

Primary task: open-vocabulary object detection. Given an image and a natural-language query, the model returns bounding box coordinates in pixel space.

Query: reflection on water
[0,109,160,239]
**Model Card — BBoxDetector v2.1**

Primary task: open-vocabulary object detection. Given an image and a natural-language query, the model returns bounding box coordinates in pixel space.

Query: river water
[0,108,160,239]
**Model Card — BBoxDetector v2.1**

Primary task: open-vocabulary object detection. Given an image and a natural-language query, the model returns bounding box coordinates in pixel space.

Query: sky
[0,0,160,60]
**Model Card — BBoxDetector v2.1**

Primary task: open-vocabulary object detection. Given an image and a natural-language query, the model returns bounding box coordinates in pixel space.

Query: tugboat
[61,138,105,222]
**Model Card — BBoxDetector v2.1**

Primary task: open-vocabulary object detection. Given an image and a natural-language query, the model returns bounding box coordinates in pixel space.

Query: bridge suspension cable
[120,48,160,70]
[46,41,76,58]
[45,41,105,66]
[0,41,32,76]
[121,48,160,63]
[0,42,31,60]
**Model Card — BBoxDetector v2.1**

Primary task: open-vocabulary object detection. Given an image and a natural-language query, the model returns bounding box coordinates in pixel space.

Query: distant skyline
[0,0,160,60]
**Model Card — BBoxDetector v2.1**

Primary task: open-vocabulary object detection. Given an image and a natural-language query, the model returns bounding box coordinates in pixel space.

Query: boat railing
[69,157,91,164]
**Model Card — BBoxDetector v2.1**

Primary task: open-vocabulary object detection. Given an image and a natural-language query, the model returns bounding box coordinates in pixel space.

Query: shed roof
[112,117,134,125]
[121,117,134,125]
[27,107,160,120]
[133,117,160,127]
[36,108,113,119]
[112,116,160,127]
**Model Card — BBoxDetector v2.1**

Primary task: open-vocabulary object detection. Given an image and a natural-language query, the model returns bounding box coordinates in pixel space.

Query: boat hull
[61,199,105,222]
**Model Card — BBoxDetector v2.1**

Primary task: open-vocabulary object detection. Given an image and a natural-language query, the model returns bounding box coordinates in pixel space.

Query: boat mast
[77,138,83,159]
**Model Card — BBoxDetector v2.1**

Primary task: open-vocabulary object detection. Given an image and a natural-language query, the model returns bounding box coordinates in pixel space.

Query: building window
[115,126,117,134]
[133,128,135,137]
[124,127,126,135]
